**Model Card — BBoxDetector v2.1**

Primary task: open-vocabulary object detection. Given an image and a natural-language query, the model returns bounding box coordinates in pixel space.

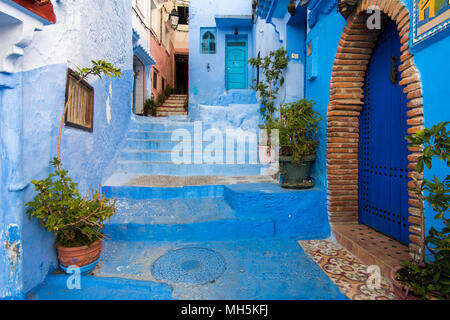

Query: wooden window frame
[153,69,158,90]
[65,68,94,133]
[201,28,217,54]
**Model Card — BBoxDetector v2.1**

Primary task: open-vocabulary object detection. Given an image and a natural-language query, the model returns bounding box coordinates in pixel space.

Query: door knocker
[390,56,399,85]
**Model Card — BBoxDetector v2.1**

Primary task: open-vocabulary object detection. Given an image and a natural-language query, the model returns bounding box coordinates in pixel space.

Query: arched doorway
[327,0,425,257]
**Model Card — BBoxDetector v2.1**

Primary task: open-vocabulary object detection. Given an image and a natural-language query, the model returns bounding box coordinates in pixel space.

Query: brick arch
[327,0,424,257]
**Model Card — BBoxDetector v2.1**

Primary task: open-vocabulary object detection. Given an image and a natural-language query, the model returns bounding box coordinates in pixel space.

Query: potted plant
[278,99,322,189]
[26,60,122,274]
[391,121,449,300]
[249,48,289,160]
[26,158,116,274]
[144,97,157,116]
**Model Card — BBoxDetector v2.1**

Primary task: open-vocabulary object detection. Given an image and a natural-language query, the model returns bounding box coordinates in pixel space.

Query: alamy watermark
[66,266,81,290]
[170,121,279,166]
[366,265,382,290]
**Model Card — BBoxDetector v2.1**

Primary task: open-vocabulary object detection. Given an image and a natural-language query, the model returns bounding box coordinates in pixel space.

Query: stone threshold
[125,174,277,187]
[332,224,411,278]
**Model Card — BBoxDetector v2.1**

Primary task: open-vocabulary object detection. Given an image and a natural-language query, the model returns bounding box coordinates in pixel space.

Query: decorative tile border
[299,240,394,300]
[412,0,450,49]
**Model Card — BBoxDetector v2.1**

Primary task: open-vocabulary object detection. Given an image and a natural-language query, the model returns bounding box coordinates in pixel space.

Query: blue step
[27,274,172,300]
[104,198,274,242]
[117,162,266,176]
[224,183,331,239]
[120,149,259,162]
[127,130,174,140]
[102,185,225,200]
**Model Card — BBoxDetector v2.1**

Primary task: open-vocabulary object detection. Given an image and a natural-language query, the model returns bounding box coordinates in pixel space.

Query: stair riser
[127,131,173,140]
[131,123,217,131]
[125,139,261,153]
[120,150,259,162]
[160,102,186,106]
[104,219,274,242]
[156,112,188,116]
[159,107,185,110]
[102,185,225,200]
[117,163,266,176]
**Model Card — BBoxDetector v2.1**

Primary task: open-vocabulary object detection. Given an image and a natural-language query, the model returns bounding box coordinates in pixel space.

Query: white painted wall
[18,0,133,74]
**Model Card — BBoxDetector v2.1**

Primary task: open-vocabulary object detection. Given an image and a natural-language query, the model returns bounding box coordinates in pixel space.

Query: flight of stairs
[99,116,329,242]
[26,115,335,300]
[155,94,188,117]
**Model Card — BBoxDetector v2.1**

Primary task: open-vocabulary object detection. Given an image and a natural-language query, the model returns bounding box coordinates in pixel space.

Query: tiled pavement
[299,239,395,300]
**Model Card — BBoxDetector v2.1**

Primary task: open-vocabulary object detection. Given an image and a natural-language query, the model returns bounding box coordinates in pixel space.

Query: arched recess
[327,0,424,258]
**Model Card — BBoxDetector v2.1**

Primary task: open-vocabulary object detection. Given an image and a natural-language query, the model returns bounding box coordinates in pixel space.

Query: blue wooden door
[359,20,410,244]
[226,38,248,90]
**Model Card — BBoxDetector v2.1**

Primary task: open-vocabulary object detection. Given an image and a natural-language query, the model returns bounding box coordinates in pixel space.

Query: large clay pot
[390,266,420,300]
[56,240,103,269]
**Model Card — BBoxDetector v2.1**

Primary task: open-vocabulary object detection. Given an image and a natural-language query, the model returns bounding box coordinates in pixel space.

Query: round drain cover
[151,247,226,285]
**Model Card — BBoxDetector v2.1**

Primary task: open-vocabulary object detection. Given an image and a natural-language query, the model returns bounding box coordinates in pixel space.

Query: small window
[65,69,94,132]
[177,6,189,25]
[162,77,165,90]
[201,28,216,54]
[153,69,158,89]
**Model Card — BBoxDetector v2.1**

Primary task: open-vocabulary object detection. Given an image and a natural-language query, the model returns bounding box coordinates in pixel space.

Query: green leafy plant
[278,99,322,165]
[144,98,156,116]
[26,158,116,248]
[164,84,173,98]
[157,91,166,105]
[249,48,289,145]
[396,121,450,299]
[58,60,122,169]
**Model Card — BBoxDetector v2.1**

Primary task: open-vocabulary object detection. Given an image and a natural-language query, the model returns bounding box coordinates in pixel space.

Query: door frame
[326,1,425,258]
[225,34,248,90]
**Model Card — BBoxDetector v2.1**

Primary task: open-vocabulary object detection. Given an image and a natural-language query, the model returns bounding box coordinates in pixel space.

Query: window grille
[201,28,216,54]
[65,69,94,132]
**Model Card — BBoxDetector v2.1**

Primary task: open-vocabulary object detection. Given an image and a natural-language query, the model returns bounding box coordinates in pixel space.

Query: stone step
[127,130,174,140]
[116,161,267,176]
[119,149,259,162]
[155,107,186,112]
[103,172,276,189]
[155,111,188,116]
[103,197,274,242]
[100,182,330,244]
[160,103,186,108]
[26,274,172,300]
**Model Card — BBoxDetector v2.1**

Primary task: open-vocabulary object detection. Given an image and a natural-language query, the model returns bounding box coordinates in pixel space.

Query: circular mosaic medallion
[151,247,226,285]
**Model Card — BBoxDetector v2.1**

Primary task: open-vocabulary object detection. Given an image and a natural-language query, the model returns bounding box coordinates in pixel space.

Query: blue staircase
[27,116,341,300]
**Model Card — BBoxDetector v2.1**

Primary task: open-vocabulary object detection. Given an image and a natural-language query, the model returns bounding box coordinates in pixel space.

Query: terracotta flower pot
[56,240,103,268]
[390,266,420,300]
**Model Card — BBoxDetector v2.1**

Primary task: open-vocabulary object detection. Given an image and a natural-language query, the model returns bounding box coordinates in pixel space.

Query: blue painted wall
[189,0,255,107]
[20,64,133,294]
[302,0,450,240]
[0,0,134,298]
[304,8,346,189]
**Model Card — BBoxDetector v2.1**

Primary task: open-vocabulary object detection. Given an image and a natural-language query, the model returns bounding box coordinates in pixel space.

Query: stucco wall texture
[1,0,134,297]
[150,34,175,98]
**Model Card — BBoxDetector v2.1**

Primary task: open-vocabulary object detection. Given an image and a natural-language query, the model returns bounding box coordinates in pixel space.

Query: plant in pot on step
[390,121,449,300]
[26,60,121,274]
[26,158,117,274]
[278,99,322,189]
[249,48,289,162]
[144,97,157,117]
